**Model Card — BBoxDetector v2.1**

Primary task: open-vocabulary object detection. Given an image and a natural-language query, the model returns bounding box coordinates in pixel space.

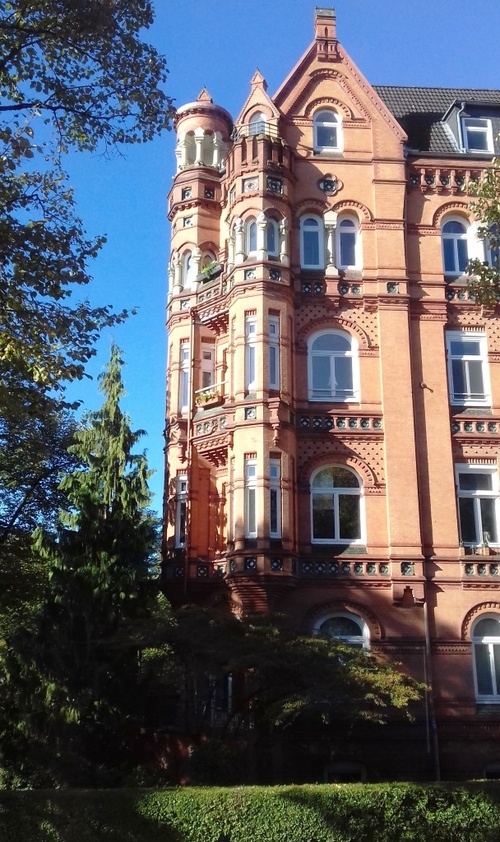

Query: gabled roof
[374,86,500,155]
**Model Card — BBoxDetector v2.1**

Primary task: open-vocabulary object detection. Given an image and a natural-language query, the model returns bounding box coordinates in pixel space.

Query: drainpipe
[184,306,196,600]
[424,593,441,780]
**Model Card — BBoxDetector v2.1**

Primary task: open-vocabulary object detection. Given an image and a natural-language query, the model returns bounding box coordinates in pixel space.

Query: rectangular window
[456,465,499,547]
[201,343,215,391]
[446,332,490,406]
[462,117,494,153]
[175,475,188,547]
[179,342,190,412]
[269,459,281,538]
[269,316,280,390]
[245,316,257,392]
[245,458,257,538]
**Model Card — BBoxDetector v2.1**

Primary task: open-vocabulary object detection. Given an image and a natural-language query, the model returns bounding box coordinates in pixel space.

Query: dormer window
[313,109,342,154]
[462,117,494,153]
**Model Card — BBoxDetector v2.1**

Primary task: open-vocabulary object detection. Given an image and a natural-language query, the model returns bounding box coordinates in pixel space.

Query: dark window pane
[459,473,493,491]
[340,231,356,266]
[320,617,362,638]
[317,125,337,148]
[475,643,494,695]
[266,222,276,254]
[443,221,466,234]
[443,238,456,272]
[457,238,468,272]
[475,618,500,637]
[339,494,361,539]
[270,488,278,534]
[467,360,485,399]
[451,359,466,399]
[334,356,353,397]
[313,333,351,353]
[312,355,331,394]
[331,468,358,488]
[481,498,498,543]
[313,493,335,539]
[459,497,477,543]
[303,230,320,265]
[494,645,500,695]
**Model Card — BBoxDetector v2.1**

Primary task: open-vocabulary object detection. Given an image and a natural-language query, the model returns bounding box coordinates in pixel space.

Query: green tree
[0,0,173,448]
[166,606,422,783]
[466,158,500,306]
[0,345,171,787]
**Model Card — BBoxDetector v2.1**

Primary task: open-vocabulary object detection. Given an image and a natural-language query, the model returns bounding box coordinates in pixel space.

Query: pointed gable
[273,7,406,153]
[235,69,281,129]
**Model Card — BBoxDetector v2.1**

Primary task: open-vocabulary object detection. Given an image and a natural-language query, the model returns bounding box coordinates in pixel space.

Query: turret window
[266,219,279,256]
[179,341,190,412]
[269,459,281,538]
[246,218,257,255]
[249,112,267,136]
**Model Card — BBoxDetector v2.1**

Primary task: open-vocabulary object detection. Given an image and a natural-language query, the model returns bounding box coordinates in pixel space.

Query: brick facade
[163,8,500,780]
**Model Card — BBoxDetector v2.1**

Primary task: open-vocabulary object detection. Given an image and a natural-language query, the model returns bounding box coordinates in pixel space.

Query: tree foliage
[0,0,173,420]
[170,606,422,741]
[466,158,500,306]
[0,346,170,787]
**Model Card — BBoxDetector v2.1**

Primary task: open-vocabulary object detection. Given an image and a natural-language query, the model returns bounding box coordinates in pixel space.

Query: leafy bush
[1,783,500,842]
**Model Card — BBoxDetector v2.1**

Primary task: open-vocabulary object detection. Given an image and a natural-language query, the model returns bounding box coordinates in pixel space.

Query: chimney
[315,7,337,42]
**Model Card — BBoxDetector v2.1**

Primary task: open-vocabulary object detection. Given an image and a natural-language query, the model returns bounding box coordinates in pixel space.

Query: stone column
[256,212,268,261]
[234,218,245,264]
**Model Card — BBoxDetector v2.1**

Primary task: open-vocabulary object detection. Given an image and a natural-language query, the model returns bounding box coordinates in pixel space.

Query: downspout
[184,305,196,600]
[424,594,441,781]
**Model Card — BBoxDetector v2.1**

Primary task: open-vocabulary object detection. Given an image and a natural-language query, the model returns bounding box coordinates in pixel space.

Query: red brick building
[163,8,500,780]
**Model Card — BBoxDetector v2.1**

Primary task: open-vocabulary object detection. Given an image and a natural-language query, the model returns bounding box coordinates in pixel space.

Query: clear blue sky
[64,0,500,513]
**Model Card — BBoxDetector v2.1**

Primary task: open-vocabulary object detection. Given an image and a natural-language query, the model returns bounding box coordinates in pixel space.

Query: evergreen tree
[0,345,168,787]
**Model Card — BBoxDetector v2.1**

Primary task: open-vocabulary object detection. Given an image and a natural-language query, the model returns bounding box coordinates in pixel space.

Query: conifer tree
[0,345,165,787]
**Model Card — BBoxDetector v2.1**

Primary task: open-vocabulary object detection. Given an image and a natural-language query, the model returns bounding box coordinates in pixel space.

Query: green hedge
[1,783,500,842]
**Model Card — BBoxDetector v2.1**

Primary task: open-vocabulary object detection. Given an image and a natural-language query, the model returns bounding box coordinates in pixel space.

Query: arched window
[308,330,358,402]
[182,250,197,287]
[300,215,324,268]
[266,219,279,256]
[442,218,469,276]
[311,466,363,544]
[472,615,500,702]
[249,111,267,136]
[313,109,342,153]
[246,218,257,254]
[315,612,369,649]
[337,216,360,269]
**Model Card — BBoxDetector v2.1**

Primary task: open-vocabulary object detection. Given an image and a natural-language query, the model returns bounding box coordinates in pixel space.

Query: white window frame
[308,329,359,403]
[441,217,469,276]
[300,215,325,269]
[445,331,490,407]
[313,109,342,154]
[200,343,215,392]
[336,215,361,269]
[456,464,500,548]
[310,465,364,545]
[249,111,267,136]
[268,316,280,391]
[245,458,258,538]
[175,475,188,548]
[269,459,281,538]
[462,117,494,154]
[313,612,369,650]
[245,316,257,392]
[472,614,500,703]
[179,341,190,413]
